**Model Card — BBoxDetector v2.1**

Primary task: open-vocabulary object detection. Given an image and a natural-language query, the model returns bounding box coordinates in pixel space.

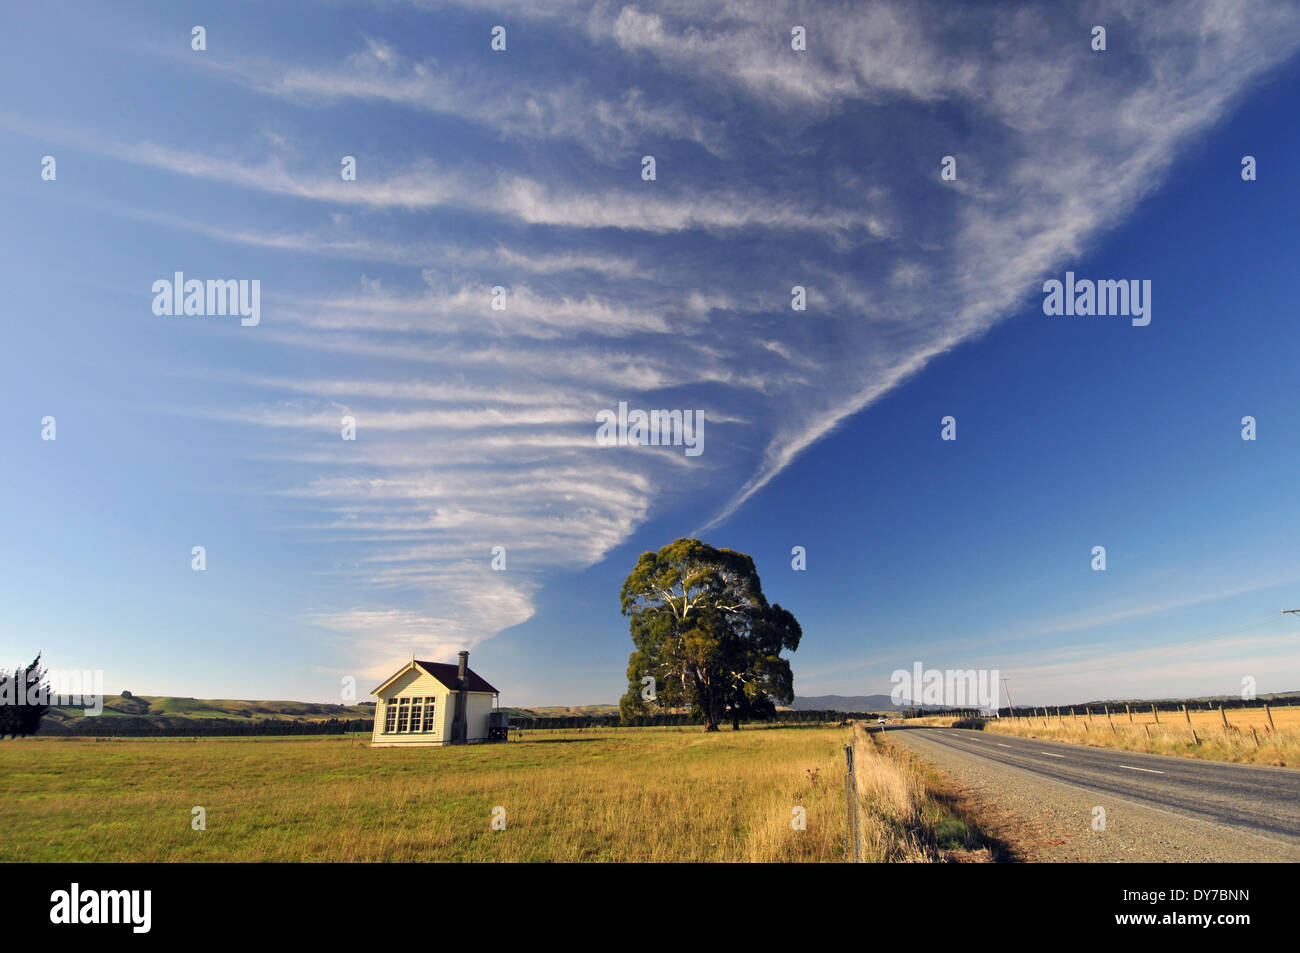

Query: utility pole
[1001,677,1014,719]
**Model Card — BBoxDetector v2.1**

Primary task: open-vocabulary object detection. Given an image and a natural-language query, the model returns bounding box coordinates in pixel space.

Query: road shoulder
[886,730,1300,862]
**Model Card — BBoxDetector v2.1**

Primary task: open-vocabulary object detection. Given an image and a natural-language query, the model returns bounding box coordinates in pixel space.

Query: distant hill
[791,694,900,711]
[503,704,619,719]
[42,692,374,733]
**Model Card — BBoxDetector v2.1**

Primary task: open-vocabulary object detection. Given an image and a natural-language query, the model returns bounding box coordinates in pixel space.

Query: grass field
[0,724,995,862]
[920,704,1300,767]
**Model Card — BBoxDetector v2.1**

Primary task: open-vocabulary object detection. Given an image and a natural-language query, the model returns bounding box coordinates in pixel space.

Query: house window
[383,701,396,734]
[382,695,438,734]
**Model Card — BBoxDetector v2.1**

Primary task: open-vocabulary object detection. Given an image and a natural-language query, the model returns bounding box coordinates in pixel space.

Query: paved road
[886,725,1300,861]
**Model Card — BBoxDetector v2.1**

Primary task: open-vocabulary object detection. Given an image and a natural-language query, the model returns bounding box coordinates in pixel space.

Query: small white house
[371,651,504,747]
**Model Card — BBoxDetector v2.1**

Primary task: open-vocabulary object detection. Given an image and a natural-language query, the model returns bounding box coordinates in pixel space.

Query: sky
[2,1,1299,708]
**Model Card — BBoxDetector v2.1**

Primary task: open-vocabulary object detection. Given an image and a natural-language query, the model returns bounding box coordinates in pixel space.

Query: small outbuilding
[370,651,505,747]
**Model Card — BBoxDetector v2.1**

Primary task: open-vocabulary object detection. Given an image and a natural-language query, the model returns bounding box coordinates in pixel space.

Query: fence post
[1151,703,1159,725]
[844,743,859,863]
[1265,703,1276,732]
[1219,705,1228,729]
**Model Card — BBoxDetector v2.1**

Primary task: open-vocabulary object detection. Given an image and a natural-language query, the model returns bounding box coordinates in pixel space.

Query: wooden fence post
[1151,703,1160,725]
[1126,703,1132,723]
[844,744,859,863]
[1265,703,1276,732]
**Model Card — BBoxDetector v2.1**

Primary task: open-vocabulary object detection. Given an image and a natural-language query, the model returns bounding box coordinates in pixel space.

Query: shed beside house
[371,651,504,747]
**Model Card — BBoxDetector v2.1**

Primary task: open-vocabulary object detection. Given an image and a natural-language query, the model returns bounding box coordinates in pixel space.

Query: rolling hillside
[42,692,374,732]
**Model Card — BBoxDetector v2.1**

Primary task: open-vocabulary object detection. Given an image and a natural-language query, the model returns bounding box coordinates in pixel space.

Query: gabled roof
[371,658,500,697]
[415,660,499,694]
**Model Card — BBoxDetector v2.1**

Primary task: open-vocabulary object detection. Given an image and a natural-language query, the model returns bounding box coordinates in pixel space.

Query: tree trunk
[702,691,722,731]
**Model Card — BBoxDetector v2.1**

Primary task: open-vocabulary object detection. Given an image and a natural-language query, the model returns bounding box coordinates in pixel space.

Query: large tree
[619,539,801,731]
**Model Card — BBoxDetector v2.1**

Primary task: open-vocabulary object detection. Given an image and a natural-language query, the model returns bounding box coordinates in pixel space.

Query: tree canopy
[619,538,801,730]
[0,654,50,739]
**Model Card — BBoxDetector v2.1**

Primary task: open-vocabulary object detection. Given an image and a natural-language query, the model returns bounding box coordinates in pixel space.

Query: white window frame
[383,700,397,734]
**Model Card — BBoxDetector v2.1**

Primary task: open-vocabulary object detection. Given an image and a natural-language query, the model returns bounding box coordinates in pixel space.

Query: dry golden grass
[0,723,1003,862]
[0,727,853,862]
[920,703,1300,767]
[850,726,999,862]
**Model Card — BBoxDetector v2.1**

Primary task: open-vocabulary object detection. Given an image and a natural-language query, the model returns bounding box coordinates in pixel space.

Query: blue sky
[2,1,1299,707]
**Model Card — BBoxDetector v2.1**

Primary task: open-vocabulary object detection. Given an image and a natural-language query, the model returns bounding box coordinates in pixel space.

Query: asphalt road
[885,725,1300,861]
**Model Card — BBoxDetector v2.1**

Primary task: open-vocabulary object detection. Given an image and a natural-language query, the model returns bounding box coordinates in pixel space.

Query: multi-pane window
[383,695,439,733]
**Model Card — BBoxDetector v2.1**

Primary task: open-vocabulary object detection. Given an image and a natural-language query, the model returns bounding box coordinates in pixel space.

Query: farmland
[0,725,993,863]
[919,703,1300,767]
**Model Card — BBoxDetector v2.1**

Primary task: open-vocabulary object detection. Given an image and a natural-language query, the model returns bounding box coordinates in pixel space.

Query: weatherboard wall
[371,667,496,747]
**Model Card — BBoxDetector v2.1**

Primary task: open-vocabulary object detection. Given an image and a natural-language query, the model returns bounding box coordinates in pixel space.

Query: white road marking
[1119,764,1165,775]
[1038,752,1065,758]
[996,743,1012,748]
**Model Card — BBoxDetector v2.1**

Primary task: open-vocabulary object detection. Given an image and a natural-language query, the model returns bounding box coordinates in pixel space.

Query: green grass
[0,727,862,862]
